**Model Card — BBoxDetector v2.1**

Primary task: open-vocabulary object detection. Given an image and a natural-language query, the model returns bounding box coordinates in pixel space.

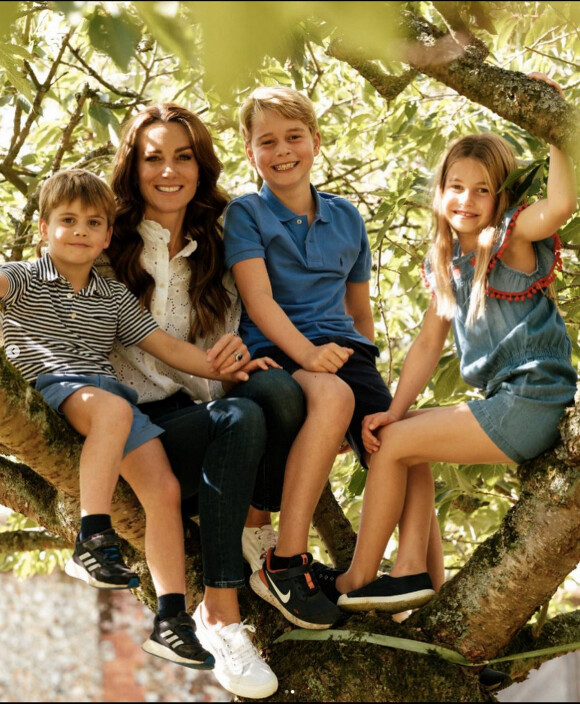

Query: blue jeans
[138,369,305,588]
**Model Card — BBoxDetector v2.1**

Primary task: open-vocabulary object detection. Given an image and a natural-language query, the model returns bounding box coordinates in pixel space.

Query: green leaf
[133,1,197,65]
[0,43,35,104]
[87,8,141,71]
[275,630,580,669]
[347,466,367,497]
[0,2,20,38]
[558,216,580,245]
[275,629,473,665]
[432,357,461,402]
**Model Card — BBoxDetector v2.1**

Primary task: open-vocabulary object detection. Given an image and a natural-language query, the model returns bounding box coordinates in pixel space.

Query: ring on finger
[234,352,244,362]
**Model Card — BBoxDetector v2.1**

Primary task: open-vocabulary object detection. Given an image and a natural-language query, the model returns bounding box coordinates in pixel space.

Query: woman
[105,103,305,700]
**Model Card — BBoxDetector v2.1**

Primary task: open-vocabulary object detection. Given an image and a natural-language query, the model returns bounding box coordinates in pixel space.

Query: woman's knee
[231,369,306,427]
[209,397,267,448]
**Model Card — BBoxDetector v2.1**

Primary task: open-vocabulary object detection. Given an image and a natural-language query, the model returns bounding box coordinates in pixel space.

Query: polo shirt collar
[38,253,113,297]
[259,183,331,224]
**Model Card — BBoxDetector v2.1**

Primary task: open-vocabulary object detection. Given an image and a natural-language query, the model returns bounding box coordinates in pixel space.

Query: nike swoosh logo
[265,571,292,604]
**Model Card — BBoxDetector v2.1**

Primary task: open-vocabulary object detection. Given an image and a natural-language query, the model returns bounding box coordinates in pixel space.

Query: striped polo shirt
[0,254,159,383]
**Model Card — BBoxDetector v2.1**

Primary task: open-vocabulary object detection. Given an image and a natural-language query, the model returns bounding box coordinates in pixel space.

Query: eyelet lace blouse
[107,219,241,403]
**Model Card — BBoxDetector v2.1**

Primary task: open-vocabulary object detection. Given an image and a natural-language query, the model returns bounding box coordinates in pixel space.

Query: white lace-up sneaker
[193,604,278,699]
[242,524,278,573]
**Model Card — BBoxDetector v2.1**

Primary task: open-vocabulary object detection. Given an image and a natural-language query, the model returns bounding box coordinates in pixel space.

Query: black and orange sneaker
[249,548,342,630]
[311,562,345,604]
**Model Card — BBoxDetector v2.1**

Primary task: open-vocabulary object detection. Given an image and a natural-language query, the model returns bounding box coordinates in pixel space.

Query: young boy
[224,86,443,629]
[0,169,260,669]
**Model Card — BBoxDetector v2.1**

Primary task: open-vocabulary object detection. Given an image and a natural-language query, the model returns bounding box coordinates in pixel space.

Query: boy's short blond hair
[239,86,319,144]
[39,169,116,226]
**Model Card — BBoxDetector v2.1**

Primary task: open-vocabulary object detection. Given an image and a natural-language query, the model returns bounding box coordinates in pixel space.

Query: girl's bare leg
[336,403,512,594]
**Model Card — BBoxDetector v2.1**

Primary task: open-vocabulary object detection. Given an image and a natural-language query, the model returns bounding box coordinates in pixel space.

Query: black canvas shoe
[478,666,513,691]
[65,529,140,590]
[337,572,435,612]
[250,548,342,630]
[311,562,345,604]
[142,611,215,670]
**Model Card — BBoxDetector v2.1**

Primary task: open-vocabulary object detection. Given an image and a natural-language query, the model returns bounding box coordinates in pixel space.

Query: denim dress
[424,205,577,462]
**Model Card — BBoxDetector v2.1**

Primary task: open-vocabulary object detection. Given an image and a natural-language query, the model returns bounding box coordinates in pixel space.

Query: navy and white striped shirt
[0,254,159,383]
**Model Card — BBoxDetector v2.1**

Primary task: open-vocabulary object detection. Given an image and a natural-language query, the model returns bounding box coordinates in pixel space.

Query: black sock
[158,593,187,621]
[270,552,307,571]
[79,514,112,541]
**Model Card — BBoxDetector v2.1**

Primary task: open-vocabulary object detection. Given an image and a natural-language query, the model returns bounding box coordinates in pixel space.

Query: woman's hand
[361,410,400,454]
[241,356,282,373]
[218,356,282,391]
[206,333,250,374]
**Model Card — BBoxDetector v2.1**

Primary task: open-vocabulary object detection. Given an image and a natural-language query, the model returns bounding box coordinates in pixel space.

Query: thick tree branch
[400,10,580,160]
[0,529,67,552]
[327,40,418,102]
[329,9,580,161]
[312,480,357,569]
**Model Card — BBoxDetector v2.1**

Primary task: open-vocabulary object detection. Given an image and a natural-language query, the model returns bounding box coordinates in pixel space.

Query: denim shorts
[35,373,164,456]
[468,358,577,463]
[258,336,392,467]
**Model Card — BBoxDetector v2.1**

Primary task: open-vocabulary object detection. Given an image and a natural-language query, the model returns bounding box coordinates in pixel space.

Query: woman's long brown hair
[108,103,230,340]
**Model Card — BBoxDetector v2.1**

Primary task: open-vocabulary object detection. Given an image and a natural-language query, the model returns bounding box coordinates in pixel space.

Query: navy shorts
[258,336,392,468]
[35,373,164,456]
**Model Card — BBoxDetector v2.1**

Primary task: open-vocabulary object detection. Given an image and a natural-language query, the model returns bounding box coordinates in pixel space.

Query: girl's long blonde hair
[430,133,516,326]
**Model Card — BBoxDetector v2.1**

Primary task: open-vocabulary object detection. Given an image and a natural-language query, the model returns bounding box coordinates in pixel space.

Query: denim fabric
[36,373,164,456]
[226,368,306,510]
[138,368,305,588]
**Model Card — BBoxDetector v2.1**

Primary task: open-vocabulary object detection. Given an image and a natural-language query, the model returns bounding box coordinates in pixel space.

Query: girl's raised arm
[512,73,577,243]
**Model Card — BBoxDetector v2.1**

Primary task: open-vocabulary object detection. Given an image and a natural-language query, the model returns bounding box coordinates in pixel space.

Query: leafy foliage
[0,0,577,617]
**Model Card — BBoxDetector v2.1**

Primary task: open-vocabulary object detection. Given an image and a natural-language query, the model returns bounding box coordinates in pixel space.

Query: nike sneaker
[249,548,342,630]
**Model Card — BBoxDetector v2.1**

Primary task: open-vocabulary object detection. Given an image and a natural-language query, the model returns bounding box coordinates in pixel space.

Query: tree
[0,2,578,700]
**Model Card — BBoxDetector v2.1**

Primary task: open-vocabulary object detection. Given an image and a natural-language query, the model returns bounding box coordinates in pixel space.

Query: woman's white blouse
[109,219,241,403]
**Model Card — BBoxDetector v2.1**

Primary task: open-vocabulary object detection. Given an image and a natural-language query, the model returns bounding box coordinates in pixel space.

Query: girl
[331,73,577,612]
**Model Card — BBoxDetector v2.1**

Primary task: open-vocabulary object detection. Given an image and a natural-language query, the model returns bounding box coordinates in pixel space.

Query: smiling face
[245,109,320,199]
[136,121,200,225]
[39,199,112,272]
[441,157,496,242]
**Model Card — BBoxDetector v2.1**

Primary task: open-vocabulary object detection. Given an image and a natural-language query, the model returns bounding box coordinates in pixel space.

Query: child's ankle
[79,514,112,540]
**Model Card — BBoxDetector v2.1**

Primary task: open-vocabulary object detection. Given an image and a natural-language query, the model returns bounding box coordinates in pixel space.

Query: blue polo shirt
[224,183,375,355]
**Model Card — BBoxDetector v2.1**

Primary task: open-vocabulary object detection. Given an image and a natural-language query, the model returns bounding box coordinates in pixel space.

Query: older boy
[0,169,260,669]
[224,86,443,630]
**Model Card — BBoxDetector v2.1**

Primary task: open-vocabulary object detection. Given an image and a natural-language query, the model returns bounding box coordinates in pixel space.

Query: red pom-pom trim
[485,204,562,301]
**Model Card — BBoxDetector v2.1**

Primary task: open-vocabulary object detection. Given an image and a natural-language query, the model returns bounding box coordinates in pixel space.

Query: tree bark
[328,8,580,162]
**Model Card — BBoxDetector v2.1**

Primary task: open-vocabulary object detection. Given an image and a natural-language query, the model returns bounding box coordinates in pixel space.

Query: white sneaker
[193,605,278,699]
[242,524,278,573]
